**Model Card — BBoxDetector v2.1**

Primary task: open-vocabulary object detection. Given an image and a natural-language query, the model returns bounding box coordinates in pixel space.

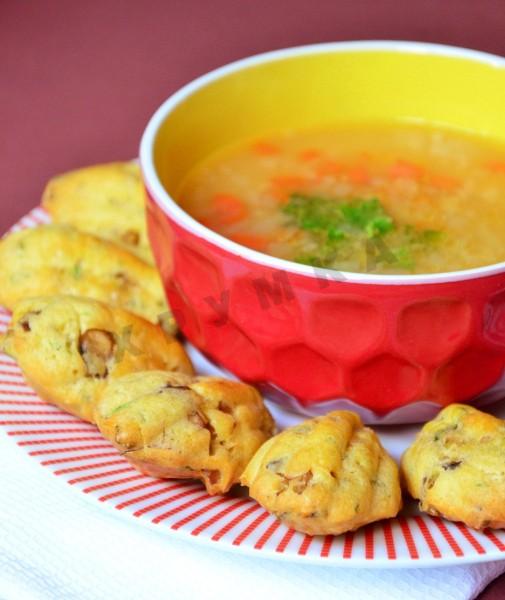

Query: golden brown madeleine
[94,371,275,495]
[241,411,402,535]
[0,225,167,323]
[0,296,193,422]
[401,404,505,530]
[42,161,154,264]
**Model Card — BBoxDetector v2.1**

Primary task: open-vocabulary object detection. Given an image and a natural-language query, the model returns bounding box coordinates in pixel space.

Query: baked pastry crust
[0,296,193,422]
[241,411,402,535]
[401,403,505,530]
[0,225,167,323]
[42,161,154,264]
[94,370,275,494]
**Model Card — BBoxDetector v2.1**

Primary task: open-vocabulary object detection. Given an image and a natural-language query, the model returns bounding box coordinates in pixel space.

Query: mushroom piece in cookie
[94,371,275,495]
[0,225,168,324]
[42,161,155,265]
[240,411,402,535]
[0,296,193,422]
[401,404,505,530]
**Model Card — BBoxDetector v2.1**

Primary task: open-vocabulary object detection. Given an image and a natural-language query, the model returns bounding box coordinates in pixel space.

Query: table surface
[1,1,505,597]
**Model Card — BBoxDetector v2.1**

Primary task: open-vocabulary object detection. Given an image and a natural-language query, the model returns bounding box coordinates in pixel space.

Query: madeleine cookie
[94,371,275,494]
[0,296,193,422]
[241,411,401,535]
[42,161,154,264]
[401,404,505,530]
[0,225,167,323]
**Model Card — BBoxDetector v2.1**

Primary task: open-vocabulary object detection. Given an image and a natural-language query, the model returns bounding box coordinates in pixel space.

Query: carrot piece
[315,160,343,176]
[229,233,270,251]
[270,175,311,204]
[485,161,505,173]
[210,194,249,225]
[271,175,309,188]
[347,165,370,185]
[428,174,460,191]
[297,149,322,162]
[251,141,280,156]
[387,160,424,181]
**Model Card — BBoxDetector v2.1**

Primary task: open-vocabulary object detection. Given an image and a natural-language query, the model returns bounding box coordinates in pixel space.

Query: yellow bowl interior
[153,48,505,196]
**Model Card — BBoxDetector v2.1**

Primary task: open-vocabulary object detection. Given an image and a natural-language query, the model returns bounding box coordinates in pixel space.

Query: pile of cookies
[0,161,274,497]
[1,161,504,536]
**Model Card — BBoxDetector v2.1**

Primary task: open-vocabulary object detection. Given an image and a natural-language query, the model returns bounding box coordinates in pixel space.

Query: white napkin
[1,404,505,600]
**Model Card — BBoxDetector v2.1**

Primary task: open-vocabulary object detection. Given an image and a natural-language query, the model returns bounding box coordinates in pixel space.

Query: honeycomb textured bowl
[141,41,505,423]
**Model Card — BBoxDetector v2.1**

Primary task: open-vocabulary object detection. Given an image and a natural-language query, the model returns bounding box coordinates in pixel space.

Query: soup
[177,123,505,275]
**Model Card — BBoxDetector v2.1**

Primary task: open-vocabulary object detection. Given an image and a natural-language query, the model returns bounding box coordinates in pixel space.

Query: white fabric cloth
[1,430,504,600]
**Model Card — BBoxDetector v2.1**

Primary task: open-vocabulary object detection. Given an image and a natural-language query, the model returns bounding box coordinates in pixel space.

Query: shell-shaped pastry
[94,370,275,495]
[241,411,402,535]
[42,161,154,264]
[0,224,167,323]
[402,404,505,530]
[0,296,193,422]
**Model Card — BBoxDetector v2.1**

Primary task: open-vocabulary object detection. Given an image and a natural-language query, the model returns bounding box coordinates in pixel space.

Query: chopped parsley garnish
[283,193,441,272]
[284,194,393,238]
[341,198,394,236]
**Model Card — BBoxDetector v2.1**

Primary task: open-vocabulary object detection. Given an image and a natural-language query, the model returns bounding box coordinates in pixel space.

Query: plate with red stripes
[2,207,505,568]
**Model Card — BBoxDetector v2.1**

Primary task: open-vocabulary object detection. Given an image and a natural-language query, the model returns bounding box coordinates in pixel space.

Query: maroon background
[1,0,505,595]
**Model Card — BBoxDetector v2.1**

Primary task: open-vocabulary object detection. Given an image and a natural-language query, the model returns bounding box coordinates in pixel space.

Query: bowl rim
[140,40,505,286]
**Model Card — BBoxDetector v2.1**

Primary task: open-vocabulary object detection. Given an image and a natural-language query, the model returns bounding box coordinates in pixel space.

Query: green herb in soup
[286,195,395,238]
[282,194,440,271]
[177,123,505,274]
[284,195,394,237]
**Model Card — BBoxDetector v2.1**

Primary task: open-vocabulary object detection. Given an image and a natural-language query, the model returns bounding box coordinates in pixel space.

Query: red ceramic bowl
[140,41,505,423]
